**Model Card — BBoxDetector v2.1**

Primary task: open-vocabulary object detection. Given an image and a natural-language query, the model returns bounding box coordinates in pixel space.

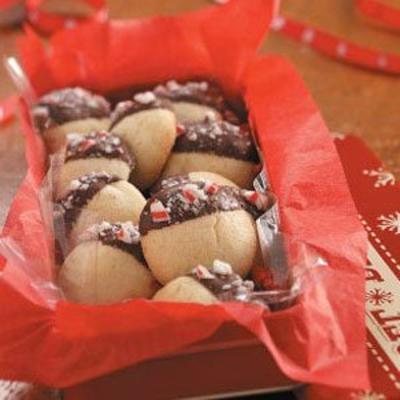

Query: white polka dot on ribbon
[65,19,77,29]
[271,16,286,31]
[377,55,388,69]
[301,28,315,44]
[336,42,348,58]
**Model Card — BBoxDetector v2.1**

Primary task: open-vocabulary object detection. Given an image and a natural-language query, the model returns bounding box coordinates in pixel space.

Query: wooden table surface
[0,0,399,398]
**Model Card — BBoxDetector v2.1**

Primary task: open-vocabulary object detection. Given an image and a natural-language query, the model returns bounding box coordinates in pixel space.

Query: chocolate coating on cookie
[33,87,110,131]
[154,80,240,123]
[192,261,255,302]
[80,222,145,263]
[57,172,120,233]
[110,91,171,129]
[65,131,134,167]
[173,120,258,163]
[140,181,270,235]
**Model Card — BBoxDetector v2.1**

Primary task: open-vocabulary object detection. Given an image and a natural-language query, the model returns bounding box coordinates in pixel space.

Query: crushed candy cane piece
[150,200,171,223]
[134,91,156,104]
[79,138,96,152]
[192,265,215,280]
[203,180,219,195]
[212,259,233,275]
[181,183,207,203]
[241,190,269,210]
[176,124,185,136]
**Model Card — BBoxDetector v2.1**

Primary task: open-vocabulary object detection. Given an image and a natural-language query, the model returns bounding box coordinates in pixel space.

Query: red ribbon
[355,0,400,31]
[271,15,400,75]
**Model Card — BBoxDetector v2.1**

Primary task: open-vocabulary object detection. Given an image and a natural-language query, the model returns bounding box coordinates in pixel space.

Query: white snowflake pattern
[366,288,393,306]
[363,168,396,188]
[331,131,346,140]
[377,212,400,235]
[350,390,386,400]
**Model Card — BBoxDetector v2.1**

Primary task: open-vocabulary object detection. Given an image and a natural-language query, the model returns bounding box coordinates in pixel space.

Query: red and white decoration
[356,0,400,32]
[269,15,400,75]
[203,180,219,195]
[306,135,400,399]
[150,200,170,223]
[363,168,396,188]
[181,183,207,203]
[241,190,269,211]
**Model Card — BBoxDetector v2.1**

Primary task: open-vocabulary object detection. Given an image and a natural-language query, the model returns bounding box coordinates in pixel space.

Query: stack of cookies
[32,80,273,306]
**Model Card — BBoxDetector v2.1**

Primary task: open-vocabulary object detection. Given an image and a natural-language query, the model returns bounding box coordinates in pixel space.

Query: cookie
[56,131,135,198]
[32,87,111,153]
[154,80,239,124]
[110,91,176,190]
[153,260,255,305]
[55,172,146,247]
[162,119,260,188]
[59,222,158,305]
[139,181,271,284]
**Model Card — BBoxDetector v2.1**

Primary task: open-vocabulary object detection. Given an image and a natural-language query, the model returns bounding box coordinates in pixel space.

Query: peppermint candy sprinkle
[134,91,157,104]
[154,80,209,97]
[181,183,207,203]
[176,124,185,136]
[84,221,141,244]
[150,200,171,223]
[241,190,269,211]
[191,260,256,302]
[203,180,219,195]
[65,131,133,166]
[193,265,215,280]
[212,259,233,275]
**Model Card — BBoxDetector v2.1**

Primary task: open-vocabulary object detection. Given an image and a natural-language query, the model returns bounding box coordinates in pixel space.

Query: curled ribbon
[270,14,400,75]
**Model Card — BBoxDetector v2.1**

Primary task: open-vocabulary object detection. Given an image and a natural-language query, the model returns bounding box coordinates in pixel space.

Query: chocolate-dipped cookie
[59,222,158,305]
[162,119,260,188]
[110,91,176,190]
[153,260,255,305]
[139,181,271,284]
[32,87,111,153]
[154,80,239,124]
[56,131,135,198]
[150,171,237,196]
[56,172,146,247]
